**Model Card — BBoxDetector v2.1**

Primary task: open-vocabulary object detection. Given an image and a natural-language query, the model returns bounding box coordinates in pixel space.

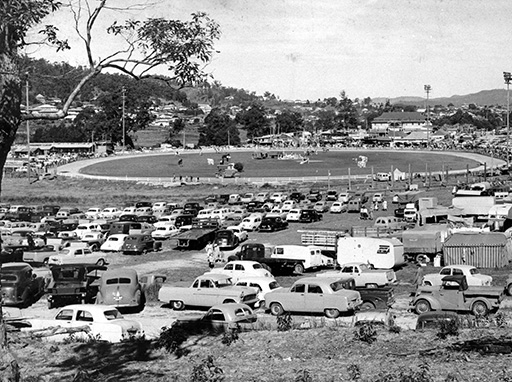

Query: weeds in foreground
[436,319,459,340]
[221,326,240,346]
[155,324,189,357]
[347,364,361,380]
[374,361,433,382]
[353,323,377,344]
[277,313,293,332]
[294,369,314,382]
[63,332,102,344]
[190,355,224,382]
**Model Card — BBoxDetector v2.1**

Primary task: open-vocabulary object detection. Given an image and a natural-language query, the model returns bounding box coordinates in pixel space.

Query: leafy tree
[167,118,186,142]
[236,103,269,140]
[199,108,240,146]
[1,0,220,195]
[276,110,304,133]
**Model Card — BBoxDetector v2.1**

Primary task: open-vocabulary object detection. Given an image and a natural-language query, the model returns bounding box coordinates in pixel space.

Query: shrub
[353,323,377,344]
[221,326,240,346]
[155,324,189,357]
[294,369,314,382]
[436,319,459,339]
[277,313,293,332]
[234,162,244,172]
[190,355,224,382]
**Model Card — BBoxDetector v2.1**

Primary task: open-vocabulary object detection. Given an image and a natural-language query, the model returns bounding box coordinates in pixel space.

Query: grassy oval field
[80,150,482,178]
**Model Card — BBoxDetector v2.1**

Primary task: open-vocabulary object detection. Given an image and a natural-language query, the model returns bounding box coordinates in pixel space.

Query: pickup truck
[410,275,504,316]
[174,219,219,250]
[336,277,395,310]
[22,245,59,265]
[157,274,259,310]
[316,263,396,288]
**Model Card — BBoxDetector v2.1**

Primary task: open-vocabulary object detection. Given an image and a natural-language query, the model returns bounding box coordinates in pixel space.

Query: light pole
[25,74,31,183]
[424,85,431,148]
[122,86,126,152]
[504,72,511,168]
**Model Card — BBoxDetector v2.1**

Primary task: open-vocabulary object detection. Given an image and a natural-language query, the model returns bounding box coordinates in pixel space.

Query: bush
[234,162,244,172]
[221,326,240,346]
[190,355,224,382]
[353,323,377,344]
[277,313,293,332]
[436,319,459,339]
[155,324,189,357]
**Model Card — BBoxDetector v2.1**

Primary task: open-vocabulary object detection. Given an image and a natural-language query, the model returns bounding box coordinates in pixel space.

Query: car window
[291,284,305,293]
[55,309,74,321]
[200,279,211,288]
[269,281,280,290]
[275,248,284,255]
[103,309,122,320]
[452,268,463,275]
[470,268,480,275]
[342,266,353,273]
[205,309,225,321]
[76,310,94,322]
[252,263,262,270]
[234,264,244,271]
[225,264,234,271]
[440,268,451,275]
[237,282,247,287]
[308,284,323,294]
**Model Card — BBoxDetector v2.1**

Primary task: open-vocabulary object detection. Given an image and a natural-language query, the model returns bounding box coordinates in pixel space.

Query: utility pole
[122,86,126,152]
[504,72,511,168]
[25,74,30,183]
[424,85,431,148]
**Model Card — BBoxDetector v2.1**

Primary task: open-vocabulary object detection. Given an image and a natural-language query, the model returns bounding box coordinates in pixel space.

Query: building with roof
[372,112,427,132]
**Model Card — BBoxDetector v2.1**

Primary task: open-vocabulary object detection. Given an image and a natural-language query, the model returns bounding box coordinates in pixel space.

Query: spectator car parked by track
[329,202,346,213]
[239,215,263,231]
[95,268,145,312]
[206,260,272,281]
[0,262,45,307]
[151,225,179,240]
[422,265,492,287]
[286,209,302,222]
[259,216,288,232]
[100,234,129,252]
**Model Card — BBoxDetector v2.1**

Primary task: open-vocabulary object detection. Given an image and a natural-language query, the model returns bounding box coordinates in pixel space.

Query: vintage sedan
[158,274,259,310]
[226,225,248,242]
[265,277,362,318]
[0,263,45,307]
[259,216,288,232]
[329,202,346,214]
[206,260,272,281]
[95,268,145,312]
[121,234,156,255]
[151,225,179,240]
[24,304,143,343]
[234,276,282,308]
[422,265,492,287]
[313,201,329,213]
[100,234,129,252]
[285,209,302,222]
[48,247,108,267]
[175,303,257,334]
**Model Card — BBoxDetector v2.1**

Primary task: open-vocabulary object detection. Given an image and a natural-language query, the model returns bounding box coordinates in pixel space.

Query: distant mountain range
[373,89,508,107]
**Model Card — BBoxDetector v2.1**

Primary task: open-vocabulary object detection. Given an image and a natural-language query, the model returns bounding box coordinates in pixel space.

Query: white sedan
[226,225,248,242]
[422,265,493,286]
[286,209,302,222]
[239,215,262,231]
[24,305,142,343]
[206,260,272,282]
[235,276,283,308]
[329,202,346,213]
[100,234,129,252]
[151,225,179,240]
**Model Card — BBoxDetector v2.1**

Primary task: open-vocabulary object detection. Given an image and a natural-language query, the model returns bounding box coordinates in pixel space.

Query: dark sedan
[259,216,288,232]
[298,209,322,223]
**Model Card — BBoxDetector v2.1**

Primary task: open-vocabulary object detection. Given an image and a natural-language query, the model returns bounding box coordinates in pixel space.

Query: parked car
[259,216,288,232]
[288,192,305,203]
[99,207,122,220]
[158,274,259,310]
[373,193,384,203]
[207,260,272,281]
[410,275,504,316]
[247,201,264,213]
[329,201,346,213]
[307,189,322,202]
[422,265,492,287]
[151,225,179,240]
[80,232,106,251]
[266,208,288,220]
[175,303,257,334]
[313,201,329,213]
[254,192,269,203]
[226,225,248,242]
[239,215,263,231]
[137,215,158,224]
[48,247,108,266]
[100,234,129,252]
[338,192,352,204]
[0,262,45,307]
[234,277,282,308]
[95,268,145,312]
[46,264,106,308]
[24,305,143,343]
[214,229,240,250]
[286,209,302,222]
[121,234,157,255]
[298,209,322,223]
[85,207,102,220]
[281,200,296,212]
[415,311,461,330]
[317,263,396,288]
[325,190,338,201]
[265,277,361,318]
[270,192,288,204]
[240,193,255,204]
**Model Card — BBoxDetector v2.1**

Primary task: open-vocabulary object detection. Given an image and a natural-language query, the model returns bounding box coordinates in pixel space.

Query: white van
[375,172,391,182]
[197,209,214,220]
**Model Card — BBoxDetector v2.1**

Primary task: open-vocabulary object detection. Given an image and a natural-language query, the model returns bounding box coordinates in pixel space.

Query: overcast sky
[30,0,512,101]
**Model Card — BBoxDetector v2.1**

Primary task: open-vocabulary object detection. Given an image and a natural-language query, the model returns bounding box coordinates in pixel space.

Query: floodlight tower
[504,72,511,168]
[424,85,432,147]
[122,86,126,152]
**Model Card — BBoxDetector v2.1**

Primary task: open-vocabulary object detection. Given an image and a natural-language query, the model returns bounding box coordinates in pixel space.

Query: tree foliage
[236,103,269,140]
[276,110,303,133]
[199,108,240,146]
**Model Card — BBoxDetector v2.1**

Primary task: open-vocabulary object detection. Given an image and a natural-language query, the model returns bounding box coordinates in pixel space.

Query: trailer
[451,196,495,218]
[335,237,405,269]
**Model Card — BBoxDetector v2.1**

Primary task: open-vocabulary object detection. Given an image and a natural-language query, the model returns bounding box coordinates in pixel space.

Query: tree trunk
[0,22,22,382]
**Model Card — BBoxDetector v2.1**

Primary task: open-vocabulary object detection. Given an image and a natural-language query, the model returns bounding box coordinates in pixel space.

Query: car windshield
[469,268,480,275]
[106,277,132,285]
[252,263,262,269]
[103,309,122,320]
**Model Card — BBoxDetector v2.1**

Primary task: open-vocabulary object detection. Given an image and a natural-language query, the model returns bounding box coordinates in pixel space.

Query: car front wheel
[414,299,431,315]
[96,259,105,266]
[471,301,489,316]
[270,302,285,316]
[507,283,512,296]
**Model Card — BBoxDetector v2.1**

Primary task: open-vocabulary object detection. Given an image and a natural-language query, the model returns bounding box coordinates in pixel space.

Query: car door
[437,283,465,311]
[303,283,326,313]
[284,283,306,312]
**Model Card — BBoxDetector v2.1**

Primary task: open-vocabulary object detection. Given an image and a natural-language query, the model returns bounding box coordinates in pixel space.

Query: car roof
[1,262,32,270]
[198,273,233,281]
[443,265,476,270]
[294,277,335,285]
[58,304,121,312]
[102,268,137,278]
